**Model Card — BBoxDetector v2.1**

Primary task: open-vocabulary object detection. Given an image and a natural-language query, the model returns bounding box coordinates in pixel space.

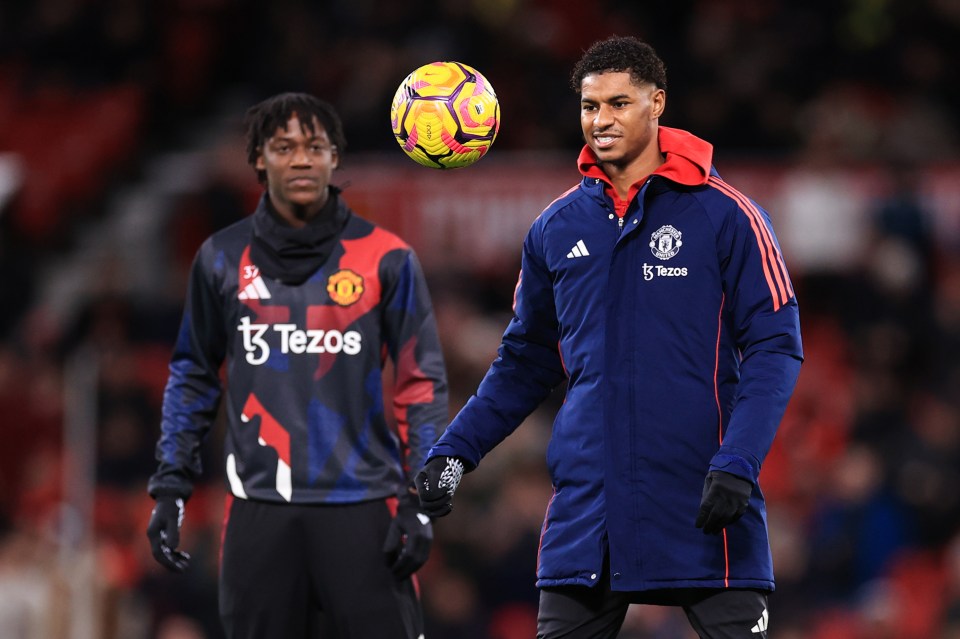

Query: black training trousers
[219,496,423,639]
[538,574,769,639]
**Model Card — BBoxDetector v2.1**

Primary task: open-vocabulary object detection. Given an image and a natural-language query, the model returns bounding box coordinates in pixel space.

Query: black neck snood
[249,188,350,285]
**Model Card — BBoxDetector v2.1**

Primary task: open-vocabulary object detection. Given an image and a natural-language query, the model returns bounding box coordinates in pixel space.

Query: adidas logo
[238,276,272,300]
[751,608,768,634]
[566,239,590,259]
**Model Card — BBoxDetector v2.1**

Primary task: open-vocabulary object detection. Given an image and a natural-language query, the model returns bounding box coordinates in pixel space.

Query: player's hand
[415,456,465,518]
[146,496,191,572]
[695,470,753,535]
[383,492,433,580]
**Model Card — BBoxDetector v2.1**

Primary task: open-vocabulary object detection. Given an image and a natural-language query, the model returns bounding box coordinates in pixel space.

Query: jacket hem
[611,577,774,592]
[535,575,774,592]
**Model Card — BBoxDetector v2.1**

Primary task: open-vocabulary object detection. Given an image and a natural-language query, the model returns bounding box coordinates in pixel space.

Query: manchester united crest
[326,269,364,306]
[650,225,683,260]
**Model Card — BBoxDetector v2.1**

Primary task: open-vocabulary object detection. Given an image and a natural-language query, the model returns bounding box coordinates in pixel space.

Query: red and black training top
[148,193,449,504]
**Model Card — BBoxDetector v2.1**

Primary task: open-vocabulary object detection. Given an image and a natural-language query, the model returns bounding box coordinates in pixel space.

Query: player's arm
[380,249,449,480]
[148,242,228,498]
[379,248,448,577]
[428,219,566,470]
[146,243,227,570]
[696,193,803,534]
[417,223,565,517]
[713,196,803,482]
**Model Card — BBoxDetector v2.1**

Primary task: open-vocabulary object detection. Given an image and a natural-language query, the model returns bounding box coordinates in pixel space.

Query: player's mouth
[287,177,319,189]
[592,135,619,150]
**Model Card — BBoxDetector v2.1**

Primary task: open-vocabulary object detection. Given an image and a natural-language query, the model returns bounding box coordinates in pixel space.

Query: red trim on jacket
[708,176,794,311]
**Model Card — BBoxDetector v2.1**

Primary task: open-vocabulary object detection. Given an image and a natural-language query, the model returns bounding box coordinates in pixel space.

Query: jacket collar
[577,126,714,188]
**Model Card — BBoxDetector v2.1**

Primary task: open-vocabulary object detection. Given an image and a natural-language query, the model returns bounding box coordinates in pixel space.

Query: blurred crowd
[1,1,960,638]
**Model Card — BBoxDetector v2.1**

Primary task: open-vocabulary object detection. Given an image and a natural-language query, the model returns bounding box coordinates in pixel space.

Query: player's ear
[652,89,666,119]
[255,149,265,171]
[330,145,340,170]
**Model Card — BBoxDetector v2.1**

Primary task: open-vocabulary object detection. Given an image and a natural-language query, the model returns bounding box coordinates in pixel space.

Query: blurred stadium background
[1,1,959,638]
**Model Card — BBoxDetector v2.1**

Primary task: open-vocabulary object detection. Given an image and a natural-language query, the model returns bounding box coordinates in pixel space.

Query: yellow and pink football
[390,61,500,169]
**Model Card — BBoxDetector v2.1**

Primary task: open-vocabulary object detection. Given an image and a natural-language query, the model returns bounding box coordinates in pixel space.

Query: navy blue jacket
[428,128,802,592]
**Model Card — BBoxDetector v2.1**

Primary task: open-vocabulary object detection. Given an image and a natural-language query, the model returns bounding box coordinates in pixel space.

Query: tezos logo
[650,225,682,260]
[238,317,362,365]
[643,263,688,281]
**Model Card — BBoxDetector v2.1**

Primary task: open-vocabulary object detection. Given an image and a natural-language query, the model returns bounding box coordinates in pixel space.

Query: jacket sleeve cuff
[147,467,195,500]
[708,448,759,484]
[424,448,478,473]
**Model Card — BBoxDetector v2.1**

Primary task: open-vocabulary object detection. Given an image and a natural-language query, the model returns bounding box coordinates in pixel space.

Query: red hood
[578,126,713,187]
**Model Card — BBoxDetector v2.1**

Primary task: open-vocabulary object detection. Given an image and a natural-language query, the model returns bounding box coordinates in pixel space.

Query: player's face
[580,71,665,170]
[256,114,340,224]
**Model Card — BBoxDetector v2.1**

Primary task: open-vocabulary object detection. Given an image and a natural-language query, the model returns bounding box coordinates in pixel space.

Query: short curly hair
[244,92,347,184]
[570,35,667,93]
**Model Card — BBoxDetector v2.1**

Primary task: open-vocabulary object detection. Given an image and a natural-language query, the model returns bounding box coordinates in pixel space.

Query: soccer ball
[390,61,500,169]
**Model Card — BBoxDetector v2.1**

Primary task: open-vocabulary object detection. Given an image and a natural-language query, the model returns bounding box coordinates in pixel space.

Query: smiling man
[416,36,803,638]
[146,93,448,639]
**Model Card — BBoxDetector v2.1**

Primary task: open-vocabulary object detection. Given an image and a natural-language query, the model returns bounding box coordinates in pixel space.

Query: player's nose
[291,144,313,166]
[593,103,615,126]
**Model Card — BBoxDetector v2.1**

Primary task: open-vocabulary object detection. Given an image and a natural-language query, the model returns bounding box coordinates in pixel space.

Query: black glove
[415,456,465,518]
[146,496,191,572]
[383,492,433,579]
[695,470,753,535]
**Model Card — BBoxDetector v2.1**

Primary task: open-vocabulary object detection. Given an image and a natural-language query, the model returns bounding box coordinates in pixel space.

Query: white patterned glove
[415,456,466,518]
